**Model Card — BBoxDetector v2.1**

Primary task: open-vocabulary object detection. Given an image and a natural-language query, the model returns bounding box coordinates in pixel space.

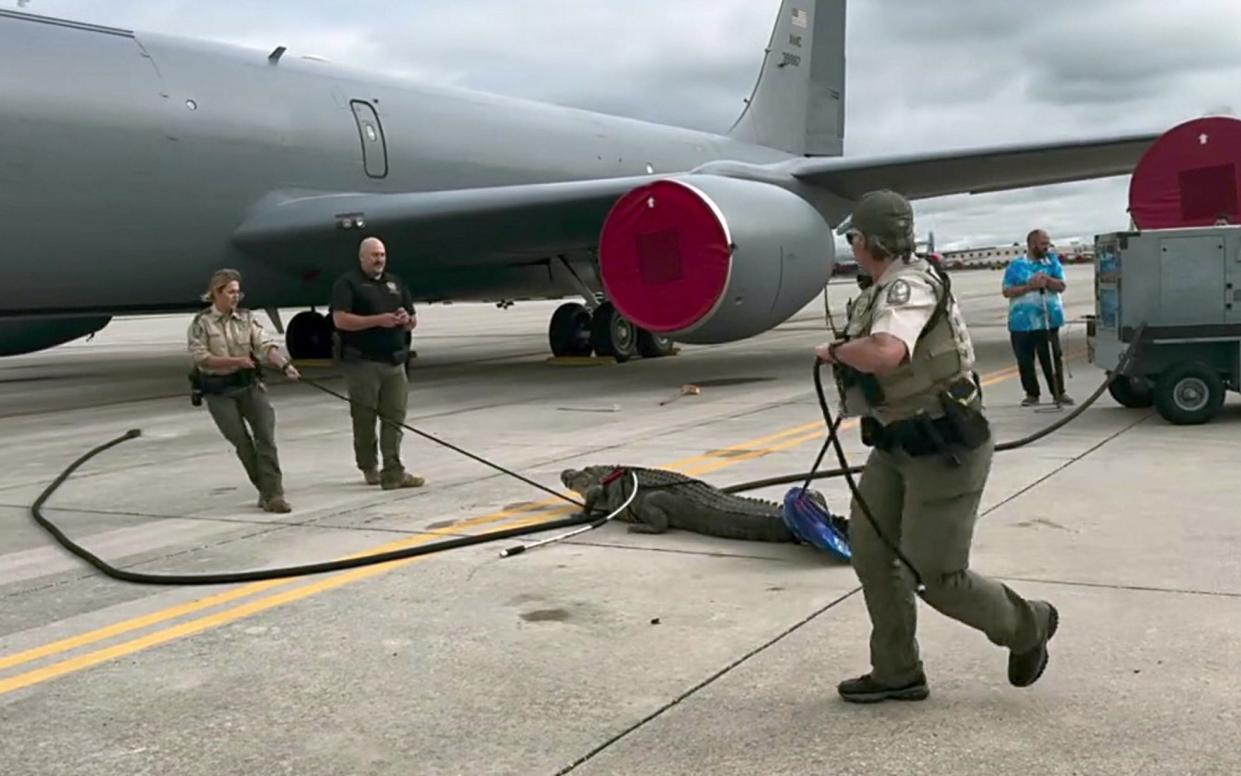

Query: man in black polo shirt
[331,236,425,489]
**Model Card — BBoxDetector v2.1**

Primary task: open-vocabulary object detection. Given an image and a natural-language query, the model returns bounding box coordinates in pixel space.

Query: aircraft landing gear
[546,300,675,363]
[590,302,637,363]
[286,310,334,360]
[636,330,676,358]
[548,302,593,357]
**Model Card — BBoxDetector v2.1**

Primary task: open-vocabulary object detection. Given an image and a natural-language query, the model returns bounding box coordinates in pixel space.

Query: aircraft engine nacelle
[598,175,833,345]
[0,316,111,356]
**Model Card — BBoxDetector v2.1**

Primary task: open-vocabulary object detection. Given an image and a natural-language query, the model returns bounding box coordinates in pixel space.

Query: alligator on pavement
[559,465,848,544]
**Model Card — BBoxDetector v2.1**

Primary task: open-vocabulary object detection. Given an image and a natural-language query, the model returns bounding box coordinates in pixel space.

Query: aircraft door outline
[350,99,388,178]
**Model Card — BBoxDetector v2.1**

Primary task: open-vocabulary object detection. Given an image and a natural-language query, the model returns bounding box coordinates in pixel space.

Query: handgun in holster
[937,378,990,451]
[187,371,204,407]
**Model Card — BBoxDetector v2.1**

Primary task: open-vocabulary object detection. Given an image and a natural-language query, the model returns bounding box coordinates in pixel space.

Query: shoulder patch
[885,279,911,306]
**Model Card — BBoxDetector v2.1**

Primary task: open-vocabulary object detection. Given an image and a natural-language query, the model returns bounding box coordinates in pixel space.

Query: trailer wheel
[1107,373,1154,408]
[1154,362,1225,425]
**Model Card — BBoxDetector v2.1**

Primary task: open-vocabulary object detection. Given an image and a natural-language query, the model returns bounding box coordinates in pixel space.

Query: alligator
[559,465,848,544]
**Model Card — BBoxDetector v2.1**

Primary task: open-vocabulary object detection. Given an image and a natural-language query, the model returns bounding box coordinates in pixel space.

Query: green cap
[836,190,914,244]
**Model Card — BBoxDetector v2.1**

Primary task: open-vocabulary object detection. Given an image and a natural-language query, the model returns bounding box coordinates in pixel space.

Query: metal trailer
[1086,226,1241,425]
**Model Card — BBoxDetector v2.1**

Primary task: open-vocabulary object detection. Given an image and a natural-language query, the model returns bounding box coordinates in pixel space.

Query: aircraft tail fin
[728,0,846,157]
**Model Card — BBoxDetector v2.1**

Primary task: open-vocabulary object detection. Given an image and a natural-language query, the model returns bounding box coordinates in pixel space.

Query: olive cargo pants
[342,359,410,476]
[848,437,1042,684]
[205,385,283,500]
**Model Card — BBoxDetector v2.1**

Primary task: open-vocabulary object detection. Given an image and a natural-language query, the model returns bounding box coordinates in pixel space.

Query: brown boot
[261,495,292,513]
[362,468,381,486]
[381,472,426,490]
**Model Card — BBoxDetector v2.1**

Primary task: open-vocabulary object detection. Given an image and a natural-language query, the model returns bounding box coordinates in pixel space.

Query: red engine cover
[597,179,731,333]
[1128,116,1241,229]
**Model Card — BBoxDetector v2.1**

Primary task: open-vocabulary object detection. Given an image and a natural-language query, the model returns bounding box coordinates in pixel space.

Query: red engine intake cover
[597,179,731,333]
[1128,116,1241,229]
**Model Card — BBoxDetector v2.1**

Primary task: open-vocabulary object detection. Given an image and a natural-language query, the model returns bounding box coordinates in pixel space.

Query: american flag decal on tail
[791,8,809,28]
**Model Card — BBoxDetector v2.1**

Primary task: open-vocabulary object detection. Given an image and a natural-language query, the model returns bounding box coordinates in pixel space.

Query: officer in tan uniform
[816,190,1058,703]
[187,268,300,513]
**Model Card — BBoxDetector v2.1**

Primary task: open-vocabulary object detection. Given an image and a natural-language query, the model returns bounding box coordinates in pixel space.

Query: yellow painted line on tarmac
[0,360,1035,694]
[0,511,568,697]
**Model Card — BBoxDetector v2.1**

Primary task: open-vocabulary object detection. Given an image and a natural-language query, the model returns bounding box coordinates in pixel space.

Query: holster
[939,379,990,450]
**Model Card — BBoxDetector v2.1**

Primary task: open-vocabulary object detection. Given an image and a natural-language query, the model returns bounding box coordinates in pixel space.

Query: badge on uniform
[386,281,398,294]
[886,280,911,306]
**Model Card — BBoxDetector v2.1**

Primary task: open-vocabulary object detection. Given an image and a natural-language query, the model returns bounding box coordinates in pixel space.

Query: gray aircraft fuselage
[0,13,792,318]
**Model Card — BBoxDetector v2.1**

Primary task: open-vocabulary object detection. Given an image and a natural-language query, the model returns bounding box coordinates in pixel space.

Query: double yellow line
[0,361,1025,696]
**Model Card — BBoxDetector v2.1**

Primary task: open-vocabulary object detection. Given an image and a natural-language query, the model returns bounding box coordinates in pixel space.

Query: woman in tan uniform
[187,269,300,513]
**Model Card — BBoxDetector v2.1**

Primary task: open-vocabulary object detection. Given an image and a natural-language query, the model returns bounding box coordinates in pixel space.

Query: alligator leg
[626,495,670,534]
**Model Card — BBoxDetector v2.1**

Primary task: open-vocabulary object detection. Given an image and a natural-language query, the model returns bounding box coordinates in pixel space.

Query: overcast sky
[14,0,1241,251]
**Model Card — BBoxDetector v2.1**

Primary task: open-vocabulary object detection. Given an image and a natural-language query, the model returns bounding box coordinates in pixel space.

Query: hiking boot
[381,472,426,490]
[261,495,292,514]
[837,672,929,704]
[1021,395,1040,407]
[362,468,382,486]
[1009,601,1059,687]
[1056,394,1075,406]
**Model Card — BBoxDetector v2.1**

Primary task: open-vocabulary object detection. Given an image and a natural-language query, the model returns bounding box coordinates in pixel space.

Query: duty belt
[196,368,258,394]
[340,344,407,365]
[860,377,989,463]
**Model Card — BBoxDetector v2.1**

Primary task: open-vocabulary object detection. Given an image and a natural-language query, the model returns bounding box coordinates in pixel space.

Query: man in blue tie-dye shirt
[1002,230,1072,406]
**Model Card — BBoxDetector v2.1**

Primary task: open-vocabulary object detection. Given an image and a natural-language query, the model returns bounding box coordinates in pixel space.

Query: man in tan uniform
[188,268,300,513]
[816,190,1058,703]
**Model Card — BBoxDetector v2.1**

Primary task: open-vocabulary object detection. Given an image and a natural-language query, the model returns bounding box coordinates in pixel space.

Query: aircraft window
[185,99,198,111]
[364,123,377,142]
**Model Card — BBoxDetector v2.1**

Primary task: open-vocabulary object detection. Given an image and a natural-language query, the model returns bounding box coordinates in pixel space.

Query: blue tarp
[781,487,851,561]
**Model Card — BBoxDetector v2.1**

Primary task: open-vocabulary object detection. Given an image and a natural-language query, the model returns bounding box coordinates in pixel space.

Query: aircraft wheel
[286,311,334,361]
[636,329,676,358]
[590,302,637,363]
[548,302,593,357]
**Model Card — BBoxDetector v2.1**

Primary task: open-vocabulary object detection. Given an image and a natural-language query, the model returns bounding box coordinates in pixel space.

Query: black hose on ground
[29,427,597,585]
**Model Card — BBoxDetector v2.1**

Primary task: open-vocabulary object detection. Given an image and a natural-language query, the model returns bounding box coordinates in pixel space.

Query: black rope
[298,375,583,509]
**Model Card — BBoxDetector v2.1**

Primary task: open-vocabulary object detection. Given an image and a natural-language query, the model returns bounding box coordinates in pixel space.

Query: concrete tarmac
[1,265,1237,776]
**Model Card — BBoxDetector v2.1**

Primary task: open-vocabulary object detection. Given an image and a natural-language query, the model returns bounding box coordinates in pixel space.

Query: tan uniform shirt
[865,264,940,361]
[842,259,976,424]
[187,307,280,375]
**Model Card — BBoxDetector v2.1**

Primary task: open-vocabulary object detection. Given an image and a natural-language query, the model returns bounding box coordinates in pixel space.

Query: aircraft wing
[788,131,1161,202]
[235,131,1160,265]
[232,175,656,265]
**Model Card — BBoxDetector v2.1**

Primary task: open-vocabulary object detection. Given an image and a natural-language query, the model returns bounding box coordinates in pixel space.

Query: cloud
[14,0,1237,251]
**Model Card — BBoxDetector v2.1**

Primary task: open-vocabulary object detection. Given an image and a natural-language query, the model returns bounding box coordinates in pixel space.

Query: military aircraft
[0,1,1160,362]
